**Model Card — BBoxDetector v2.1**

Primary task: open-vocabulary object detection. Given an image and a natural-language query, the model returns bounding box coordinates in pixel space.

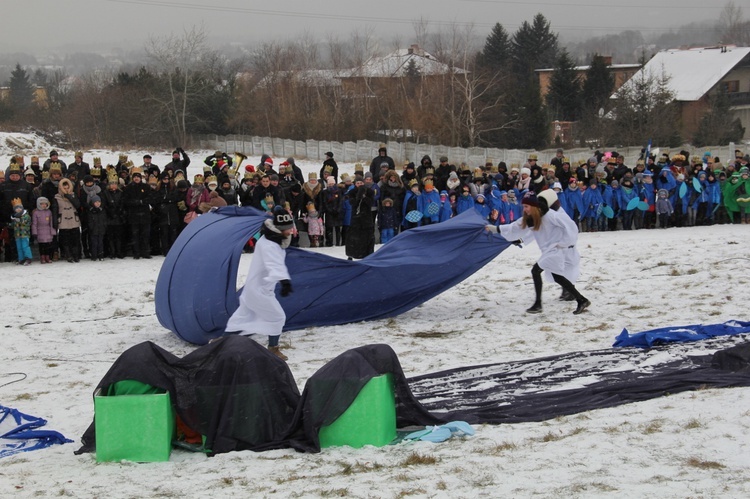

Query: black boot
[526,302,542,314]
[559,290,575,301]
[573,298,591,315]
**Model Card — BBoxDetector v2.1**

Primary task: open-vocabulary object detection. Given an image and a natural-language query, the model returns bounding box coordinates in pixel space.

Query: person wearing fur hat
[32,197,55,263]
[225,205,295,361]
[163,148,190,175]
[301,172,324,216]
[486,191,590,315]
[122,168,153,259]
[53,178,82,262]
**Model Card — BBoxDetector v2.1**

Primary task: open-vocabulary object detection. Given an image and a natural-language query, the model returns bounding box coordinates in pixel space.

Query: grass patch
[686,457,725,470]
[686,268,699,275]
[670,268,681,276]
[541,431,562,442]
[395,488,427,498]
[684,418,703,430]
[13,393,34,401]
[642,419,664,434]
[627,304,647,310]
[46,363,58,368]
[588,322,611,331]
[489,441,517,454]
[400,452,439,466]
[413,330,458,339]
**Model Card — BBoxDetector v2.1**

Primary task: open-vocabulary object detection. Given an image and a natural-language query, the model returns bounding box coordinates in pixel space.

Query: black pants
[89,233,105,259]
[531,263,585,305]
[159,224,178,256]
[59,228,81,261]
[130,220,151,257]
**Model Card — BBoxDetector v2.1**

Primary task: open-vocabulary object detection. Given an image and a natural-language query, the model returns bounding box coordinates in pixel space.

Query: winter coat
[87,206,108,236]
[11,210,31,239]
[32,208,55,243]
[152,185,182,226]
[186,184,211,212]
[1,178,34,221]
[582,185,604,219]
[370,153,395,178]
[402,190,420,228]
[53,179,81,230]
[473,198,491,220]
[122,180,153,223]
[346,186,375,259]
[323,186,343,227]
[456,192,475,215]
[303,211,325,236]
[378,205,398,230]
[101,187,126,226]
[418,188,441,223]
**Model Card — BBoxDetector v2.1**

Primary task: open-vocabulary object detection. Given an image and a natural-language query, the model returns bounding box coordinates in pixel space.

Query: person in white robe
[226,206,295,360]
[486,190,590,315]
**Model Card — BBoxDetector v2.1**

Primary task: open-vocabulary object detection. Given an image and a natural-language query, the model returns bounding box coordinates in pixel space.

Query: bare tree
[145,24,216,145]
[720,2,750,46]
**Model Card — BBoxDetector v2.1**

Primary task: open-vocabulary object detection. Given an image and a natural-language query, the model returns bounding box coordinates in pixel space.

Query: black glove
[280,279,293,297]
[512,240,522,247]
[177,147,184,153]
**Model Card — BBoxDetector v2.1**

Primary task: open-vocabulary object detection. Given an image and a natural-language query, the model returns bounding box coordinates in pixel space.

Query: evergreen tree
[477,23,511,70]
[581,54,614,115]
[9,63,35,112]
[546,49,581,121]
[511,13,558,76]
[693,86,745,146]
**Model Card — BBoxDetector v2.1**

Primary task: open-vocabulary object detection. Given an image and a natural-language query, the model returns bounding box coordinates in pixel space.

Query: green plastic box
[94,382,176,463]
[319,374,397,449]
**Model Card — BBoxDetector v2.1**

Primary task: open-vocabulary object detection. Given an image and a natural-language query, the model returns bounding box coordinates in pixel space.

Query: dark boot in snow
[526,302,542,314]
[573,298,591,315]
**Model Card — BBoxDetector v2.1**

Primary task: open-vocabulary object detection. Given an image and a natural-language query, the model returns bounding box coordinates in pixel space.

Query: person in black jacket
[122,168,153,259]
[163,148,190,175]
[152,176,182,256]
[101,179,126,259]
[369,146,395,179]
[319,151,339,183]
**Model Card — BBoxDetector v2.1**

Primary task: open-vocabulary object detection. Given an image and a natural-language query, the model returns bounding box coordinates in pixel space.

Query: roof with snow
[616,45,750,102]
[347,44,463,78]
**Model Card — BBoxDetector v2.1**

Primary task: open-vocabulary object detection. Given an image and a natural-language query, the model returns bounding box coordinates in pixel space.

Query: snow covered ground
[1,134,749,498]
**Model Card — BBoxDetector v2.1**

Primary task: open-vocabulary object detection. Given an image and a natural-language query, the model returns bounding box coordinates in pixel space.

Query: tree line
[0,11,746,152]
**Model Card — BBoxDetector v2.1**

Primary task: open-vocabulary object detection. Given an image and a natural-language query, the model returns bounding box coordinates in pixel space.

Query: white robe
[225,234,290,336]
[496,209,581,284]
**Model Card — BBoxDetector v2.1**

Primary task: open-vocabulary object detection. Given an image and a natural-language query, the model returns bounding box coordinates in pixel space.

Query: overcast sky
[2,0,731,54]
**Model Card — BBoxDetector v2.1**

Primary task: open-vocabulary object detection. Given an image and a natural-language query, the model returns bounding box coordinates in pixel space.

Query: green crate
[319,374,397,449]
[94,382,175,463]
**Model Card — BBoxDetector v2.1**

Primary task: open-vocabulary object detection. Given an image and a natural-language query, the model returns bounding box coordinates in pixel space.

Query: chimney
[409,44,421,56]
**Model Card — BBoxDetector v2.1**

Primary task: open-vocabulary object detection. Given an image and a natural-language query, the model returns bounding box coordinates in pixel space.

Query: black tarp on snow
[77,337,439,455]
[78,336,750,456]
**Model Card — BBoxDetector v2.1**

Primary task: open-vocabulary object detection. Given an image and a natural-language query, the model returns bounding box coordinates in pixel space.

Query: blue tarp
[0,405,71,458]
[613,320,750,348]
[156,207,512,345]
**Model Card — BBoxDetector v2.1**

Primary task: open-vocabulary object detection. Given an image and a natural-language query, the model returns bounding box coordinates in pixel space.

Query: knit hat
[36,197,50,209]
[90,195,101,204]
[272,206,294,231]
[325,151,333,158]
[521,192,539,207]
[520,167,531,176]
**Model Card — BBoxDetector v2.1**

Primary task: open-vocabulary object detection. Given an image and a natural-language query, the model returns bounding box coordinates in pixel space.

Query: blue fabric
[612,320,750,348]
[0,405,72,458]
[156,207,512,344]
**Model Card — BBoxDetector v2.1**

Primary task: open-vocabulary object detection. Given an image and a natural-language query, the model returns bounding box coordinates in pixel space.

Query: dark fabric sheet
[77,337,750,456]
[155,207,511,344]
[286,344,442,453]
[407,335,750,424]
[76,340,439,456]
[77,336,301,455]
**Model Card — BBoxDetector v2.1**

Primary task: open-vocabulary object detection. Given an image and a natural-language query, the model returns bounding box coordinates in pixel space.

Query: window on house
[721,80,740,93]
